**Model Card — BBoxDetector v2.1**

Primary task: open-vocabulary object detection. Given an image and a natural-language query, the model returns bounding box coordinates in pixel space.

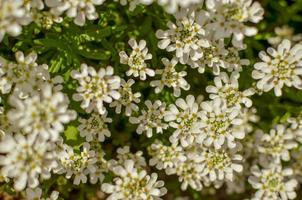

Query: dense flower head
[109,146,147,171]
[200,147,243,183]
[257,124,298,163]
[54,142,97,185]
[148,140,186,170]
[0,51,51,95]
[130,100,168,137]
[71,64,121,114]
[205,0,264,48]
[78,112,112,142]
[199,98,244,149]
[150,58,190,97]
[0,134,57,191]
[45,0,105,26]
[101,159,167,200]
[252,39,302,96]
[110,79,141,116]
[164,95,202,147]
[120,39,155,80]
[156,8,210,66]
[8,84,76,141]
[249,165,298,200]
[0,0,32,42]
[206,72,254,108]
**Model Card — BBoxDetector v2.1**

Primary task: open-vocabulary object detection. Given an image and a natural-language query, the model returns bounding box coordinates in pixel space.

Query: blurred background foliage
[1,0,302,199]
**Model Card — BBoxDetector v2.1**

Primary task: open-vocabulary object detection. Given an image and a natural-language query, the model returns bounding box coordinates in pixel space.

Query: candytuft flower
[252,39,302,96]
[119,39,154,80]
[150,58,190,97]
[71,64,121,114]
[101,159,167,199]
[8,84,76,141]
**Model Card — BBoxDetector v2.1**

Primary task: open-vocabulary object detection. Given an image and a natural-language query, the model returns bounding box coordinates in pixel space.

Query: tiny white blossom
[200,147,243,183]
[0,134,57,191]
[101,159,167,200]
[206,72,254,108]
[150,58,190,97]
[54,142,97,185]
[165,158,206,191]
[129,100,168,137]
[114,0,153,11]
[26,187,59,200]
[148,140,186,170]
[71,64,121,114]
[164,95,202,147]
[257,124,298,163]
[205,0,264,48]
[8,84,76,142]
[110,79,141,116]
[0,51,50,95]
[156,8,210,65]
[199,98,244,149]
[157,0,204,14]
[119,39,154,80]
[252,39,302,96]
[109,146,146,171]
[0,0,32,42]
[248,165,298,200]
[268,25,302,46]
[45,0,105,26]
[78,112,112,142]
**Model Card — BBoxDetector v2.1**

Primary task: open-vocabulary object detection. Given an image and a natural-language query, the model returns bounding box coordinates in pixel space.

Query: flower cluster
[2,0,302,199]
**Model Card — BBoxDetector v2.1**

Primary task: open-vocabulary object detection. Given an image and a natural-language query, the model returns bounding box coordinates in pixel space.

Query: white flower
[205,0,264,48]
[200,147,243,183]
[71,64,121,114]
[8,84,76,142]
[287,112,302,143]
[222,47,250,72]
[114,0,153,11]
[0,107,18,136]
[78,112,112,142]
[238,107,259,134]
[0,51,50,95]
[110,79,141,116]
[0,134,57,191]
[268,25,302,46]
[164,95,202,147]
[252,39,302,96]
[26,187,59,200]
[54,142,97,185]
[148,140,186,170]
[257,124,298,163]
[45,0,105,26]
[129,100,168,138]
[150,58,190,97]
[24,0,45,10]
[157,0,204,14]
[199,98,244,149]
[119,39,154,80]
[206,72,254,108]
[248,165,298,200]
[165,158,206,191]
[101,159,167,200]
[0,0,32,42]
[189,39,228,74]
[156,8,210,65]
[33,11,63,30]
[109,146,146,171]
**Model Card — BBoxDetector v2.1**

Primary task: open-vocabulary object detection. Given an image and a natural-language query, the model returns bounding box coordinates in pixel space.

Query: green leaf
[64,126,79,141]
